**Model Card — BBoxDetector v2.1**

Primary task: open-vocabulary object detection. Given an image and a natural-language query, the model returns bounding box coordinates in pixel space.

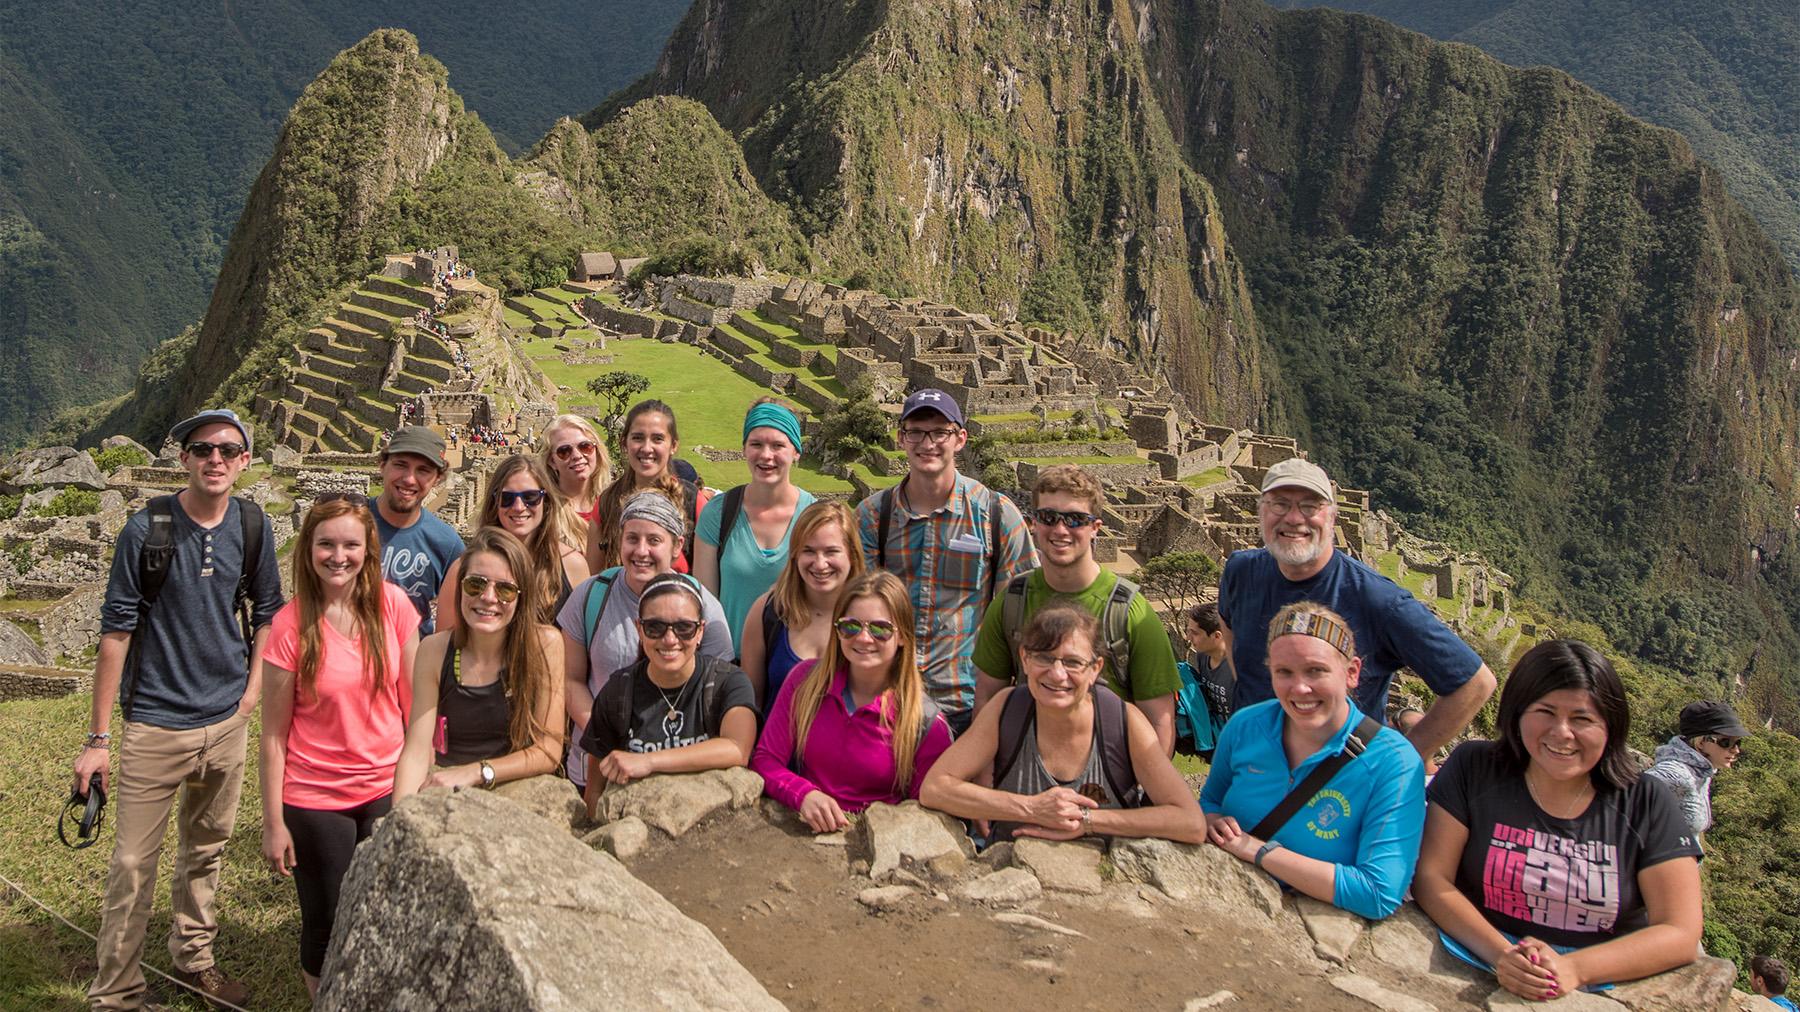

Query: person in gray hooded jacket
[1643,699,1750,846]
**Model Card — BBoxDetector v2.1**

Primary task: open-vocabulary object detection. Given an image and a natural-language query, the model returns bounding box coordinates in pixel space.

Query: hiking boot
[170,966,249,1009]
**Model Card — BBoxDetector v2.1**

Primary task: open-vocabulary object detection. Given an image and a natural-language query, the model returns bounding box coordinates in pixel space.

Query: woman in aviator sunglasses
[436,455,589,630]
[538,414,609,541]
[579,573,757,819]
[395,528,565,798]
[752,572,953,833]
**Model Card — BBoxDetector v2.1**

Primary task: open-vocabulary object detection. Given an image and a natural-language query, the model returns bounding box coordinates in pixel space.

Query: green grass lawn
[0,695,308,1011]
[736,309,798,339]
[1179,466,1231,488]
[521,336,853,493]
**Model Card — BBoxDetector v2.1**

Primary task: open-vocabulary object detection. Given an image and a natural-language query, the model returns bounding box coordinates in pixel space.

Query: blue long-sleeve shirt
[1199,699,1425,919]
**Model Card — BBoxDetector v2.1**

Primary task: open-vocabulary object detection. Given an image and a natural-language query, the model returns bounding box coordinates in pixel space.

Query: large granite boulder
[316,789,782,1011]
[595,767,764,837]
[0,447,105,493]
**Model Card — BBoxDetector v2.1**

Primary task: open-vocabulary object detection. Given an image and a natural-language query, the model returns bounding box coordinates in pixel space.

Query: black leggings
[284,794,391,976]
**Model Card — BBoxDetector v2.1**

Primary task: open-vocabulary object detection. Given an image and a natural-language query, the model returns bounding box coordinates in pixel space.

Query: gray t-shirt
[580,656,756,756]
[101,496,284,729]
[556,568,733,785]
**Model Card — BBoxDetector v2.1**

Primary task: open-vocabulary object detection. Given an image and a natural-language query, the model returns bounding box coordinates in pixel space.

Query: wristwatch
[478,761,496,790]
[1254,839,1284,869]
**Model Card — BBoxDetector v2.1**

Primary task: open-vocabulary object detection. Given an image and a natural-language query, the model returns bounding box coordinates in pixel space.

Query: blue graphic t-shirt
[370,498,464,634]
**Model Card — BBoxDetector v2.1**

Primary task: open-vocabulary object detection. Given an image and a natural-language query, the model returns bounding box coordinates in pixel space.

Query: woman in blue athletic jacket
[1199,601,1425,919]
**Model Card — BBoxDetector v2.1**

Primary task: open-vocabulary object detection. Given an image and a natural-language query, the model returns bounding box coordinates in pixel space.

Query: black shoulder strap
[609,658,647,742]
[875,486,895,570]
[1249,714,1382,841]
[696,655,729,734]
[761,594,780,671]
[681,480,700,562]
[122,496,178,721]
[986,489,1006,605]
[1093,686,1142,807]
[234,497,265,647]
[716,485,746,558]
[990,686,1038,788]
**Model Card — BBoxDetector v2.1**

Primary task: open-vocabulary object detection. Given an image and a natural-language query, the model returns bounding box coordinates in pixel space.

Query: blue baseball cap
[900,388,965,427]
[169,408,253,454]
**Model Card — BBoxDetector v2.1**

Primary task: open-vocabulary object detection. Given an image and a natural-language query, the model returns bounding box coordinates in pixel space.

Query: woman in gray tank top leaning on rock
[394,528,565,796]
[922,602,1205,843]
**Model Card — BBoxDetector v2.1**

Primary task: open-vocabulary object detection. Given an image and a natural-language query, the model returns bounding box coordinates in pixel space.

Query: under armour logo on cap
[900,387,965,427]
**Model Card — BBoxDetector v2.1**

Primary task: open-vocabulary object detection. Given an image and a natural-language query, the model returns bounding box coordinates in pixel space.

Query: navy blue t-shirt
[1216,548,1482,721]
[370,497,465,635]
[101,496,284,729]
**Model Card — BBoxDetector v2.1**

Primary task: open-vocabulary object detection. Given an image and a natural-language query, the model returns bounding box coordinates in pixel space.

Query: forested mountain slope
[0,0,689,444]
[1270,0,1800,273]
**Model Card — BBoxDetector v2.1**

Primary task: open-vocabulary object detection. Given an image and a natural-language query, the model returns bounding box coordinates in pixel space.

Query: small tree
[813,379,890,472]
[586,371,651,455]
[1137,551,1222,635]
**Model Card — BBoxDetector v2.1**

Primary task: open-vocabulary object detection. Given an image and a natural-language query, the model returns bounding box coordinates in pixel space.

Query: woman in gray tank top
[921,603,1205,844]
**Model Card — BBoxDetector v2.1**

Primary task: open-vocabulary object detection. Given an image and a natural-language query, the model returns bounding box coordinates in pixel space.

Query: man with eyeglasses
[856,388,1037,735]
[971,465,1180,754]
[1216,457,1495,761]
[370,426,465,634]
[75,409,283,1010]
[1644,699,1751,851]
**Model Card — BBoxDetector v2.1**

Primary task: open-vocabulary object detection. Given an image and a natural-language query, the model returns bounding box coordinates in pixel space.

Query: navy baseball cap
[169,409,253,454]
[900,388,965,427]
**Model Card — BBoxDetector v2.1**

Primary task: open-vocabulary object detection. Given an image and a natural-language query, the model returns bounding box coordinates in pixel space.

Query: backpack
[605,653,737,744]
[120,495,266,720]
[714,485,747,557]
[992,683,1144,808]
[999,573,1140,690]
[874,484,1008,604]
[760,593,782,670]
[581,568,708,649]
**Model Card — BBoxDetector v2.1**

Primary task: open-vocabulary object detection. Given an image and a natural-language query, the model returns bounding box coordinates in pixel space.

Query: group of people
[70,388,1758,1008]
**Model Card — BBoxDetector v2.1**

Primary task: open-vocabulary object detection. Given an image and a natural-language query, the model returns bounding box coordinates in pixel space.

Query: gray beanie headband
[620,490,686,539]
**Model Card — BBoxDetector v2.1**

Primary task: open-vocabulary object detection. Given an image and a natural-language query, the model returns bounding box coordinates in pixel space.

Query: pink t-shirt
[750,659,953,813]
[264,582,415,810]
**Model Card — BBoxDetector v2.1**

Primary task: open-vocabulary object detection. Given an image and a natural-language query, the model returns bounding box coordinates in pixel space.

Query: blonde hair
[790,572,926,792]
[769,501,864,632]
[539,414,609,548]
[476,454,570,623]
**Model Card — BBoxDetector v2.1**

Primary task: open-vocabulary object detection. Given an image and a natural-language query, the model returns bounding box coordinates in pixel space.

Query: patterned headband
[1274,610,1355,659]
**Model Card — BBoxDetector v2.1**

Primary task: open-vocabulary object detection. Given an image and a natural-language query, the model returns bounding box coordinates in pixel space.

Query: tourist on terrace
[370,426,466,634]
[1643,699,1751,850]
[856,388,1037,736]
[1176,602,1234,759]
[923,603,1204,844]
[694,398,816,648]
[1752,956,1799,1012]
[435,455,588,631]
[259,497,418,998]
[587,399,709,575]
[740,501,866,712]
[753,572,953,832]
[972,464,1178,754]
[394,528,564,797]
[1215,457,1494,761]
[1413,640,1702,999]
[1200,603,1425,920]
[539,413,610,534]
[561,492,732,797]
[581,573,757,819]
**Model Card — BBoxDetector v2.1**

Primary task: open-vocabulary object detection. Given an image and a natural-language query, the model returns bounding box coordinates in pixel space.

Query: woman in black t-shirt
[1414,640,1702,1000]
[580,573,757,819]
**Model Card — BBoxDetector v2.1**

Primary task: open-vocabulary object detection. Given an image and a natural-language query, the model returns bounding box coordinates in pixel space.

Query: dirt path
[629,811,1371,1011]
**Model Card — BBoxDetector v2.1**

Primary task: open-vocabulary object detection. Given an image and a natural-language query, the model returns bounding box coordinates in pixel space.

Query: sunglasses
[554,440,597,460]
[1032,508,1100,529]
[185,440,247,461]
[640,619,702,641]
[1710,736,1743,749]
[495,489,547,508]
[835,618,897,641]
[460,574,520,604]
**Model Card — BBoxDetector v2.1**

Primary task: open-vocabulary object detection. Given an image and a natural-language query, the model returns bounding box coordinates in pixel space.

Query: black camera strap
[59,775,107,850]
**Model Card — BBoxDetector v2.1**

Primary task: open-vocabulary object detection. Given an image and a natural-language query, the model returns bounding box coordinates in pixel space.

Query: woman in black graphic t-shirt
[1414,640,1702,1001]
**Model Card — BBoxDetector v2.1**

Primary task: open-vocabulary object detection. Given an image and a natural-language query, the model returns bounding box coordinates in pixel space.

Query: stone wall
[1017,460,1158,487]
[0,664,89,702]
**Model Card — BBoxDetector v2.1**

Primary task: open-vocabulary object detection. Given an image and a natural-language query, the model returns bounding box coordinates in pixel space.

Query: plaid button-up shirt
[856,473,1037,714]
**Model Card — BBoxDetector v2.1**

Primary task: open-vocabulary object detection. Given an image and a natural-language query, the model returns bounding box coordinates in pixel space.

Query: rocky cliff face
[595,0,1267,425]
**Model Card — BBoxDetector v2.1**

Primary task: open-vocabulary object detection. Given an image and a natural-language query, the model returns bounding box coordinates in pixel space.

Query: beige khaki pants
[88,709,249,1010]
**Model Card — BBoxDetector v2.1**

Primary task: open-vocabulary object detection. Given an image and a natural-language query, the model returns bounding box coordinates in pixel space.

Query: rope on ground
[0,868,254,1012]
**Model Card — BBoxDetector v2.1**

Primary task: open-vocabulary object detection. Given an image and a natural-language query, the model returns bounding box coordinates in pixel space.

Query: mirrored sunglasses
[835,618,897,641]
[1032,508,1100,529]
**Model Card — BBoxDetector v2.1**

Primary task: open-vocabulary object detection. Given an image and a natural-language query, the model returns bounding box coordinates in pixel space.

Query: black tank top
[436,646,511,766]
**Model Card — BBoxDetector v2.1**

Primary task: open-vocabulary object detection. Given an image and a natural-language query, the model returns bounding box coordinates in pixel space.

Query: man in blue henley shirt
[370,426,464,634]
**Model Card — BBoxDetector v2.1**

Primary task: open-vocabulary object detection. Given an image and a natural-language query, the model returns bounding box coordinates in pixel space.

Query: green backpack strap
[1103,576,1139,692]
[581,568,619,648]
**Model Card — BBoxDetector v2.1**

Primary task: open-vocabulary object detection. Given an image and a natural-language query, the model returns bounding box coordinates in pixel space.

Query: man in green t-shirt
[972,465,1179,754]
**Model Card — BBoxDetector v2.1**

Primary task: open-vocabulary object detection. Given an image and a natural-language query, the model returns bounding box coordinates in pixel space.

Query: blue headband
[743,402,803,453]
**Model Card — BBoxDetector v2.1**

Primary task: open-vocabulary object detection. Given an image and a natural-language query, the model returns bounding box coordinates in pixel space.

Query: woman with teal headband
[695,397,817,648]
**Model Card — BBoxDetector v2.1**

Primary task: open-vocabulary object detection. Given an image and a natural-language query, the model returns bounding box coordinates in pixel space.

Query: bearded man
[1215,458,1494,760]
